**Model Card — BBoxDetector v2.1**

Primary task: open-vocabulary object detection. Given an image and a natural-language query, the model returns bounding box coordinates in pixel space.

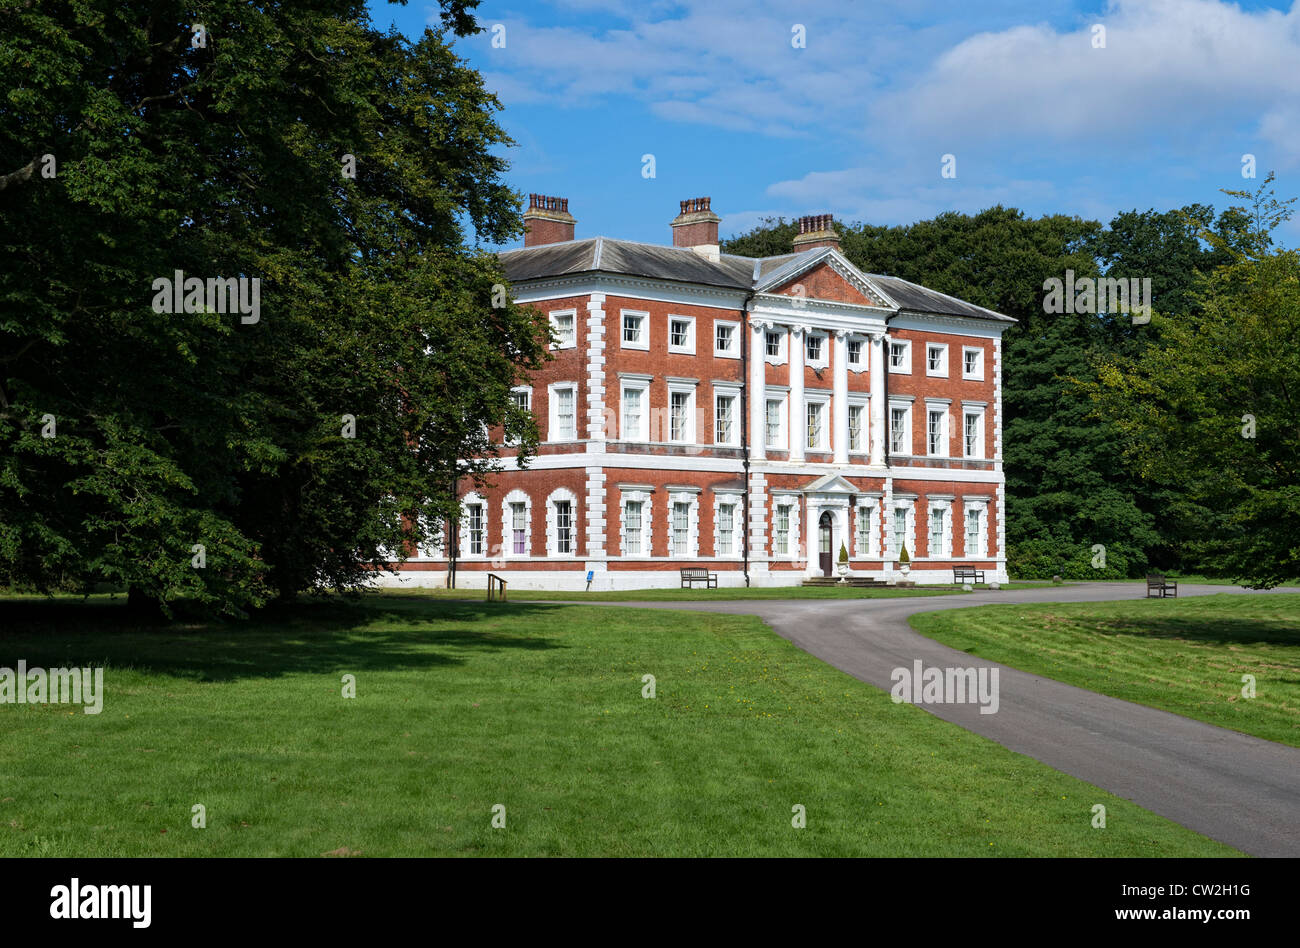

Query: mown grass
[0,594,1237,856]
[911,594,1300,747]
[386,582,1048,602]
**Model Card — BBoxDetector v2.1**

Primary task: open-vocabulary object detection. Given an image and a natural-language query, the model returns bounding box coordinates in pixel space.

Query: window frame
[962,407,986,459]
[888,338,912,374]
[620,309,649,351]
[962,345,984,381]
[848,400,868,454]
[713,320,741,359]
[805,394,830,452]
[926,406,948,458]
[805,332,828,368]
[713,385,741,447]
[925,342,949,377]
[666,380,698,444]
[549,309,577,351]
[547,488,579,558]
[668,314,696,355]
[618,376,651,442]
[547,382,579,443]
[889,402,912,456]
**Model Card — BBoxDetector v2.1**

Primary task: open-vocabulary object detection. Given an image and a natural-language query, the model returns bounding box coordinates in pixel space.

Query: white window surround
[889,401,913,456]
[620,309,649,351]
[846,335,868,373]
[848,397,869,454]
[926,342,949,378]
[714,320,741,359]
[804,392,831,452]
[506,386,532,446]
[549,309,577,350]
[963,407,986,459]
[713,492,743,557]
[888,499,916,560]
[668,314,696,354]
[546,488,579,557]
[963,499,989,558]
[667,490,700,558]
[765,388,789,450]
[460,491,489,559]
[713,383,742,446]
[962,345,985,381]
[667,379,698,444]
[888,338,912,374]
[764,328,788,365]
[547,382,578,443]
[927,500,952,558]
[619,376,651,442]
[619,489,654,557]
[805,331,828,368]
[855,502,879,558]
[926,404,949,458]
[770,494,802,559]
[501,489,532,559]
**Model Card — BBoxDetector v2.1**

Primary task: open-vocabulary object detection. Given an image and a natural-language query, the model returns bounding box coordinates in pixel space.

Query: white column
[869,331,886,467]
[788,325,805,462]
[832,329,849,465]
[750,320,767,461]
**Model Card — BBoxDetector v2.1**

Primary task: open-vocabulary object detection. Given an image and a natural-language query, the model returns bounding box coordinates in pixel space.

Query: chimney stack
[671,196,722,250]
[792,213,840,252]
[523,193,576,247]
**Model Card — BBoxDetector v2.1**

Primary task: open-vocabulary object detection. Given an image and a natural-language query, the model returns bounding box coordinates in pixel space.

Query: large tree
[0,0,546,614]
[1090,176,1299,587]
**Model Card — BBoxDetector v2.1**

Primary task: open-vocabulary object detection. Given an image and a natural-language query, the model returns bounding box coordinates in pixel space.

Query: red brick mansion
[388,194,1014,590]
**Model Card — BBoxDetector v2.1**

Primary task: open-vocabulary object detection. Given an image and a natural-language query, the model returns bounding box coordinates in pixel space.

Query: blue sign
[586,570,594,582]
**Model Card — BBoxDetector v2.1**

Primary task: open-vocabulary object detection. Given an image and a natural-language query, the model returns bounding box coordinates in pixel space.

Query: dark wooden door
[818,512,833,577]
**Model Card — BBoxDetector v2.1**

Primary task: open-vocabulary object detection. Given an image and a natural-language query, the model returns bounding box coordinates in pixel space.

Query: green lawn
[0,594,1236,857]
[395,581,1048,602]
[911,594,1300,747]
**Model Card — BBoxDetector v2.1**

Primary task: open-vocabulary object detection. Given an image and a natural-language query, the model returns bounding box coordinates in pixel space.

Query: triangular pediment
[756,248,896,310]
[802,473,857,494]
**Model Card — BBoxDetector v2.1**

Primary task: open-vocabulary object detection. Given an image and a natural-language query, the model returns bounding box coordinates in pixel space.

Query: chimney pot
[793,212,840,252]
[523,193,576,246]
[671,195,722,249]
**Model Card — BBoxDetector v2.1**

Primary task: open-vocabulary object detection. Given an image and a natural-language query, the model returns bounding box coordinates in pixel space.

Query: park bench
[1146,573,1177,598]
[680,567,718,589]
[953,566,986,584]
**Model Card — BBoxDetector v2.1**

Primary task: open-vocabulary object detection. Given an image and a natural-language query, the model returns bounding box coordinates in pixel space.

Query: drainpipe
[740,289,757,587]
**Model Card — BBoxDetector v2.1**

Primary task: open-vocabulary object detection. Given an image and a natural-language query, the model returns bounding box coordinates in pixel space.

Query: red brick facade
[385,205,1013,590]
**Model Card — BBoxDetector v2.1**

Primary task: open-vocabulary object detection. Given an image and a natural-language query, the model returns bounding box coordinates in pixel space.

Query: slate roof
[497,236,1014,323]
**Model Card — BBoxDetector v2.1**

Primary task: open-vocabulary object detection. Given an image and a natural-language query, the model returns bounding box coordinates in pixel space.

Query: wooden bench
[1146,574,1177,598]
[680,567,718,589]
[953,566,986,584]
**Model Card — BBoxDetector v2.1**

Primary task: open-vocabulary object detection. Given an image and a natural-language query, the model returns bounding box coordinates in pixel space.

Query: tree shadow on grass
[1091,615,1300,650]
[0,595,568,683]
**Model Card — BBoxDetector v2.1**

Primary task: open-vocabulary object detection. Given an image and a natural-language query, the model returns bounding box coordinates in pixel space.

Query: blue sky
[367,0,1300,249]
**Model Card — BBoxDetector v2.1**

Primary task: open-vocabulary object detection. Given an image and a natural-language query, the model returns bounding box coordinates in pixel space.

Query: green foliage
[1089,175,1300,588]
[898,545,910,564]
[1008,538,1134,580]
[0,1,546,614]
[837,542,849,564]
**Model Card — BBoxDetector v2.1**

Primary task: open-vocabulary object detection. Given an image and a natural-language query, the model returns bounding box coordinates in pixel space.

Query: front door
[818,512,833,577]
